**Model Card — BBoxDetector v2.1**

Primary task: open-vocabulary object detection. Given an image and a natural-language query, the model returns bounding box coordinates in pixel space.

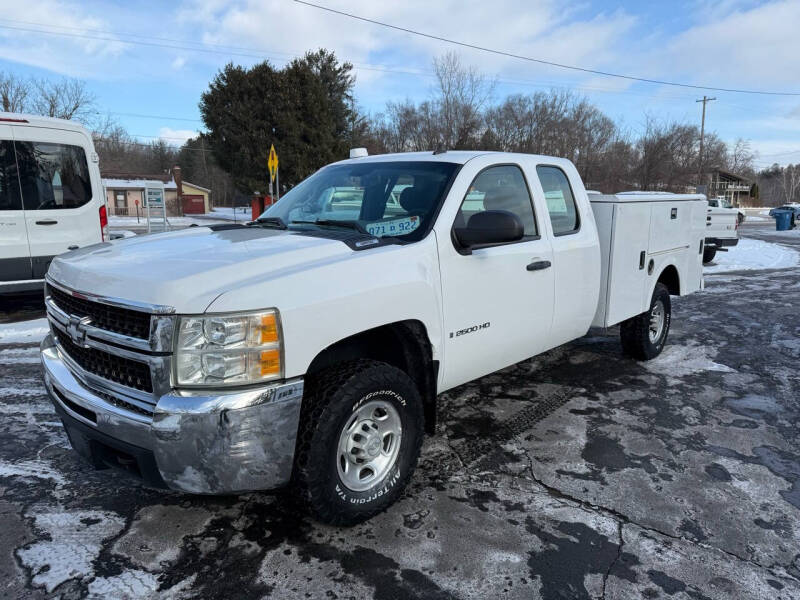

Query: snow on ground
[206,206,253,221]
[0,318,49,344]
[704,238,800,274]
[108,229,137,239]
[108,215,228,228]
[643,342,735,377]
[16,508,127,593]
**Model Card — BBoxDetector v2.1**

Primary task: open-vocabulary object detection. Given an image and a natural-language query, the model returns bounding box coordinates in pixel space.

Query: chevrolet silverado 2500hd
[40,151,707,524]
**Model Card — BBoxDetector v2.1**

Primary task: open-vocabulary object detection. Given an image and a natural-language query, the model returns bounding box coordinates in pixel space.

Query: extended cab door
[436,156,555,391]
[0,126,31,284]
[531,163,601,348]
[13,127,102,278]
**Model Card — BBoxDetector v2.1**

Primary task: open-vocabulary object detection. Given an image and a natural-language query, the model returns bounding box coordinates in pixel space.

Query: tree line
[198,51,770,202]
[4,53,797,207]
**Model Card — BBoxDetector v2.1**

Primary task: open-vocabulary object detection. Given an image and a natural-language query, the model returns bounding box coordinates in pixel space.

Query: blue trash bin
[774,209,793,231]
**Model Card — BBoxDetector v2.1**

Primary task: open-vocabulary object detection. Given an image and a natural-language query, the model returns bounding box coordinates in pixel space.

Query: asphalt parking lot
[1,225,799,599]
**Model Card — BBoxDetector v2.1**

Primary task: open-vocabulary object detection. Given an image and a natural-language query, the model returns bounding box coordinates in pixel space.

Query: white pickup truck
[40,151,707,524]
[704,205,739,263]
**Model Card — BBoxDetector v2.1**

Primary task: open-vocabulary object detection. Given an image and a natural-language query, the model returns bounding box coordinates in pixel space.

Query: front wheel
[293,360,424,525]
[703,246,717,264]
[620,283,671,360]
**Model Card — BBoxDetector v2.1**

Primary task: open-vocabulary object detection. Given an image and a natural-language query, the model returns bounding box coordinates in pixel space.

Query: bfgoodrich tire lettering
[294,360,424,525]
[620,282,672,361]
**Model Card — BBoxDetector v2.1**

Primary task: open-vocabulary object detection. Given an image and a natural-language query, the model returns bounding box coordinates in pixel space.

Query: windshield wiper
[252,216,288,230]
[290,219,369,234]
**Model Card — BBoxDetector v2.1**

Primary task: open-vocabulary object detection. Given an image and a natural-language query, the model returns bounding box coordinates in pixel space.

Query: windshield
[260,161,459,242]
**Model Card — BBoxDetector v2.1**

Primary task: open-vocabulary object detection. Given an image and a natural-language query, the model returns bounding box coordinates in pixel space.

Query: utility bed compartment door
[649,202,687,253]
[599,203,651,327]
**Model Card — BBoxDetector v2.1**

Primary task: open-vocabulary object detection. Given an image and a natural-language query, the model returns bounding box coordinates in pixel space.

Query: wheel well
[658,264,680,295]
[306,321,439,434]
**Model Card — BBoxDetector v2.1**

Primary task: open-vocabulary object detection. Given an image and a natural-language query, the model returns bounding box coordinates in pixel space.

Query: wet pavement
[1,227,799,599]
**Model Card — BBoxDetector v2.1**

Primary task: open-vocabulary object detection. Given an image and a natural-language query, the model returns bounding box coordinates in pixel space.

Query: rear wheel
[620,283,671,360]
[293,360,424,525]
[702,246,717,264]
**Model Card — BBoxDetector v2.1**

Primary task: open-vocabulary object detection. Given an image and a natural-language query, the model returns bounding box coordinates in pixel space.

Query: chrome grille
[47,284,152,340]
[45,279,176,421]
[56,330,153,393]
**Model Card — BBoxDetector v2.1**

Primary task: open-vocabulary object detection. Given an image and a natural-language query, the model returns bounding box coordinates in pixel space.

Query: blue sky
[1,0,799,169]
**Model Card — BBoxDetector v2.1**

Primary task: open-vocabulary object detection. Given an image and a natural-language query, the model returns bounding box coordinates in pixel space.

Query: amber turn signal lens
[259,348,280,377]
[258,314,279,344]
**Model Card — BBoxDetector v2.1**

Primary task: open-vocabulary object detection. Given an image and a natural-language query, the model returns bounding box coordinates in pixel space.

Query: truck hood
[48,226,354,313]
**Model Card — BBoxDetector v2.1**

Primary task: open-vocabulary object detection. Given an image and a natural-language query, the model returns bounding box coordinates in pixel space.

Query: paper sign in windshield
[366,215,420,237]
[545,190,567,213]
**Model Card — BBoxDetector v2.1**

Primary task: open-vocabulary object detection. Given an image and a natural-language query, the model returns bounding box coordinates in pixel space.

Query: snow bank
[0,318,49,344]
[704,238,799,274]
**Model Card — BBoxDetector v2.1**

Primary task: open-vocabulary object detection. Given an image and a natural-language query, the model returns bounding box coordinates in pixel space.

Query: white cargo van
[0,113,106,294]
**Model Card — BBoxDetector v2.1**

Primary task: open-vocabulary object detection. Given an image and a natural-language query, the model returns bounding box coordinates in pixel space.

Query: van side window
[0,141,22,211]
[456,165,537,237]
[537,165,579,235]
[14,142,92,211]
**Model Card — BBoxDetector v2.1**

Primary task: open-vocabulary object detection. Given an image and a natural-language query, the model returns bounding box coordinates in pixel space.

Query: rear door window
[14,142,92,210]
[537,165,579,235]
[0,140,22,210]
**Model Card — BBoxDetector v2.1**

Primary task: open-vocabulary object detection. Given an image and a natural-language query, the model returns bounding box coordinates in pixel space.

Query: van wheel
[620,283,671,361]
[702,247,717,264]
[293,360,424,525]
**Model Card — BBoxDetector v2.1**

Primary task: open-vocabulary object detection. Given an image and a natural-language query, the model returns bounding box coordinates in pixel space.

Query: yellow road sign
[268,145,279,182]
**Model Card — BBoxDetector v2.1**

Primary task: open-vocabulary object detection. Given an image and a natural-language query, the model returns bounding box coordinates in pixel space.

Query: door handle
[68,245,79,250]
[526,260,552,271]
[35,219,58,225]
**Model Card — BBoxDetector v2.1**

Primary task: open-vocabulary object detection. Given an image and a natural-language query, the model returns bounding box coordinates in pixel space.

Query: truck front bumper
[41,333,304,494]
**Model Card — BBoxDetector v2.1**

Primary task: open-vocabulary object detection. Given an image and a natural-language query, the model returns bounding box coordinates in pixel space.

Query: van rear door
[13,127,103,278]
[0,125,31,285]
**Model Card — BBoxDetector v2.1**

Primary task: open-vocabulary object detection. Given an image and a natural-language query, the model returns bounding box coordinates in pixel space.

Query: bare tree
[727,138,755,176]
[32,78,96,122]
[0,71,31,113]
[781,164,800,204]
[433,52,495,149]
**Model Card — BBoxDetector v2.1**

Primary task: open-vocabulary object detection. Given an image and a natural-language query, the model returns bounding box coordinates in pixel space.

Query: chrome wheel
[649,300,665,344]
[337,399,402,492]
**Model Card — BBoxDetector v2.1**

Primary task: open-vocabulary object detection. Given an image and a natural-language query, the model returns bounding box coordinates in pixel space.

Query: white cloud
[175,0,638,91]
[172,56,187,70]
[660,0,800,88]
[158,127,197,145]
[0,0,126,78]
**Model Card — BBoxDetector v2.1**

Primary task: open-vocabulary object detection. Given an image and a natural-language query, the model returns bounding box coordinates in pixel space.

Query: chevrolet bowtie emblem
[66,315,92,348]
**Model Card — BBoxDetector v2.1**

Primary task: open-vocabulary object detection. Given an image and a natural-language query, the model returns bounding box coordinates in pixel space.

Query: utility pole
[696,96,716,188]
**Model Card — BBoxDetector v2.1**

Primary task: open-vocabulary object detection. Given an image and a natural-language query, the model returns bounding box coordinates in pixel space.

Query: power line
[293,0,800,97]
[2,17,790,108]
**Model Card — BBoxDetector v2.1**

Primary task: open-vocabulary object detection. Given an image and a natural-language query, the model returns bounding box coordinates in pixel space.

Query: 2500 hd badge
[450,322,491,338]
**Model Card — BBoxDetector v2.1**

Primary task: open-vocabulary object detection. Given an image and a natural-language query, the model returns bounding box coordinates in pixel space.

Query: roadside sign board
[268,145,278,183]
[146,186,164,207]
[144,183,168,233]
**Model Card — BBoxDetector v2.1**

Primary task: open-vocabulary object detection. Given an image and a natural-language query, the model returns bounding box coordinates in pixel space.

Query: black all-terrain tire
[703,246,717,264]
[620,282,671,361]
[293,359,424,525]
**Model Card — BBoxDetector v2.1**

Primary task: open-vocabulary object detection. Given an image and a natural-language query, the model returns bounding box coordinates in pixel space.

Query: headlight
[175,310,282,387]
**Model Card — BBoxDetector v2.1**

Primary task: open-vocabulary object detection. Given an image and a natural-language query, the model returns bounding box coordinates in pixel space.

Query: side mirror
[454,210,524,251]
